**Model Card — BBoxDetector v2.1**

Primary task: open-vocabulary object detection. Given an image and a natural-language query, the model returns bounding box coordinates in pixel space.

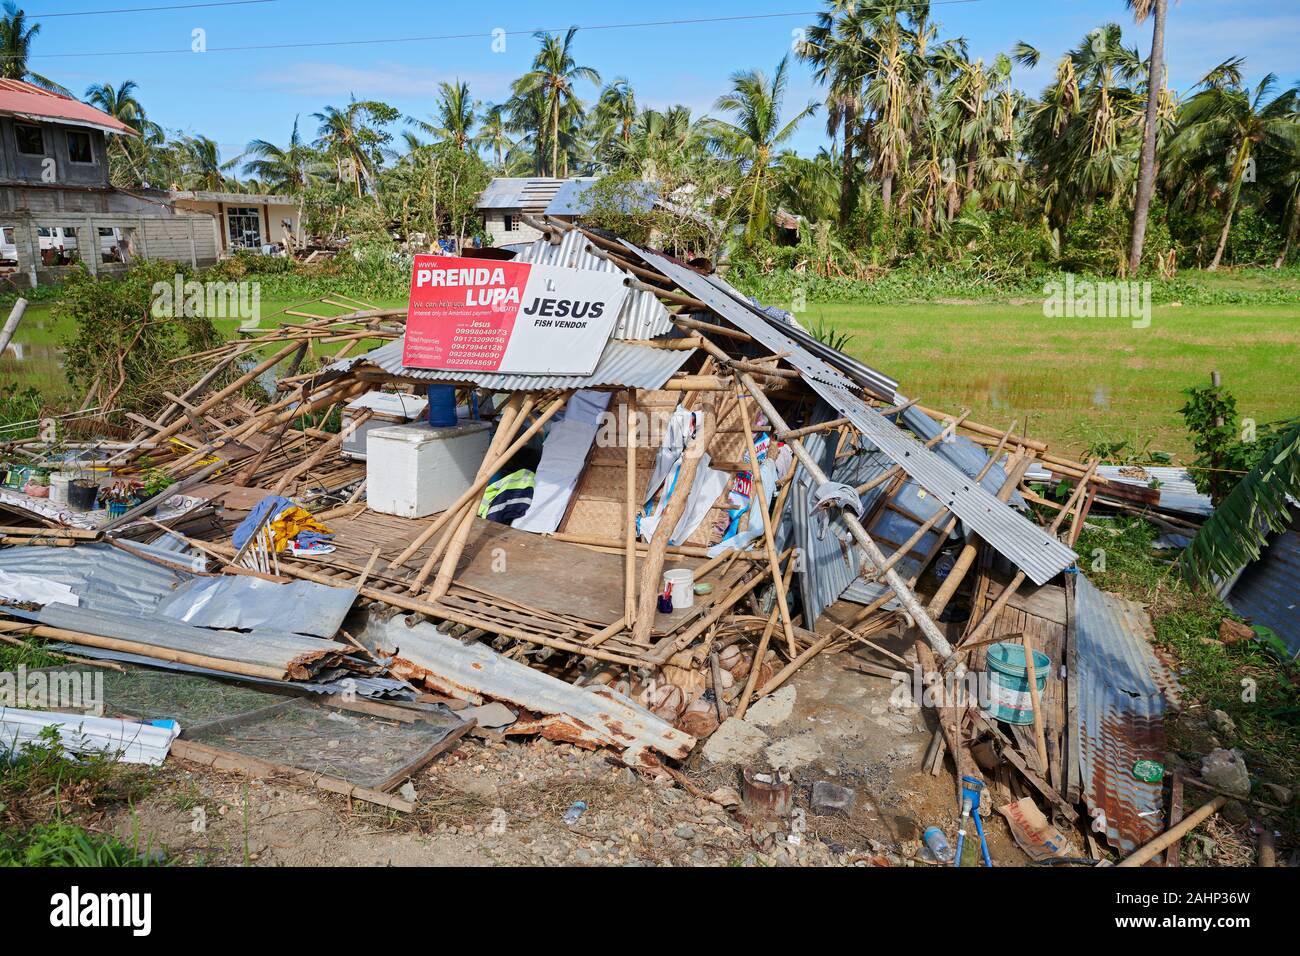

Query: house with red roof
[0,78,224,287]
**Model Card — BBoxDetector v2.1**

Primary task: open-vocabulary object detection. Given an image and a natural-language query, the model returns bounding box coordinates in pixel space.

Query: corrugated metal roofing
[10,603,352,680]
[366,615,694,766]
[0,78,137,136]
[628,242,1077,586]
[1226,518,1300,660]
[1094,465,1213,517]
[0,541,190,616]
[899,403,1027,509]
[338,336,694,392]
[1074,573,1180,855]
[0,708,179,766]
[544,177,652,216]
[511,228,674,339]
[707,273,898,399]
[792,417,902,622]
[49,645,417,700]
[476,177,571,211]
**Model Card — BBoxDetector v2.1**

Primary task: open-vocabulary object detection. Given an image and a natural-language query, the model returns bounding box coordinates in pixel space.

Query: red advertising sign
[402,255,628,375]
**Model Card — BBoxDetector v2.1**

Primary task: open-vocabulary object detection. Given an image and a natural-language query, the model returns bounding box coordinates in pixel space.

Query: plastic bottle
[563,801,588,825]
[922,826,953,863]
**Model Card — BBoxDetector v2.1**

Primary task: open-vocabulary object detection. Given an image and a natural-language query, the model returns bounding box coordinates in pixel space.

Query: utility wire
[19,2,986,60]
[28,0,277,17]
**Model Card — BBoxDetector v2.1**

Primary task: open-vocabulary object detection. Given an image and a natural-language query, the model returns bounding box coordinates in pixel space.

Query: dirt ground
[105,621,1036,867]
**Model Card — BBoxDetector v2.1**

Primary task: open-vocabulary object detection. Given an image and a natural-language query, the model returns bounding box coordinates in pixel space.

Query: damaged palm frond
[1178,421,1300,591]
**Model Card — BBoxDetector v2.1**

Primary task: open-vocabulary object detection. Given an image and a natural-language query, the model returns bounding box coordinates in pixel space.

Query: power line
[21,2,985,61]
[28,0,277,17]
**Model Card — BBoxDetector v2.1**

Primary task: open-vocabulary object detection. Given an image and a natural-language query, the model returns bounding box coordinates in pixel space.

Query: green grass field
[5,293,1298,460]
[802,300,1300,458]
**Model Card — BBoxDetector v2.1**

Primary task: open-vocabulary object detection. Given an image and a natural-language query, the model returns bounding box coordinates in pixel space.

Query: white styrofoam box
[366,419,493,518]
[341,391,429,460]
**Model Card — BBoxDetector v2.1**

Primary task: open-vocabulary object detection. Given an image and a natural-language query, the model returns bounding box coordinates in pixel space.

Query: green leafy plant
[1179,381,1298,500]
[1179,421,1300,590]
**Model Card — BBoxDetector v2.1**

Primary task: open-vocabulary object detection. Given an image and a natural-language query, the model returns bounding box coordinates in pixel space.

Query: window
[502,214,517,233]
[226,207,263,249]
[66,130,94,164]
[14,123,44,156]
[37,225,79,265]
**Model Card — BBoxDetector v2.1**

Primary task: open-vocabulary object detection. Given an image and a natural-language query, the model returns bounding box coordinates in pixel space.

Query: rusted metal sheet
[365,615,695,766]
[1074,573,1180,855]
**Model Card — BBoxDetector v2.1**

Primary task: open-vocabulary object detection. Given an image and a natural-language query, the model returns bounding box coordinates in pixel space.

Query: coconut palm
[711,55,818,243]
[0,3,68,93]
[240,116,327,201]
[594,77,637,167]
[515,27,600,177]
[477,102,514,170]
[1127,0,1171,273]
[1166,66,1300,269]
[178,135,237,191]
[84,80,160,185]
[410,80,477,151]
[801,1,873,228]
[313,98,397,198]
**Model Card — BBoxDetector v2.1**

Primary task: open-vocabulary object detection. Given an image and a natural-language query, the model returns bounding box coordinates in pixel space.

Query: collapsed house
[0,216,1192,858]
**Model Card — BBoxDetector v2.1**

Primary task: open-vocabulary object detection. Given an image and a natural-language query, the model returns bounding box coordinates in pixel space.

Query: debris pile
[1,216,1232,863]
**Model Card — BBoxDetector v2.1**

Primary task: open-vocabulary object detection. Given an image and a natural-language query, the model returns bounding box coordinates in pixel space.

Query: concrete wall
[0,209,220,288]
[0,118,110,189]
[170,197,300,252]
[482,209,544,247]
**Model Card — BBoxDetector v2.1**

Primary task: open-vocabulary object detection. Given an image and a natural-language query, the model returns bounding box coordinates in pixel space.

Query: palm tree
[594,77,637,166]
[1167,66,1300,269]
[313,98,397,198]
[477,102,513,170]
[410,80,477,151]
[1017,25,1146,236]
[240,117,324,194]
[516,27,600,177]
[712,55,818,243]
[1127,0,1170,274]
[802,1,872,228]
[84,80,159,185]
[179,135,237,191]
[0,3,68,93]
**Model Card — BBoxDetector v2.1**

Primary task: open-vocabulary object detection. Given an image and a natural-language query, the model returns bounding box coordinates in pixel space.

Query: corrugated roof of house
[0,78,137,137]
[477,177,582,212]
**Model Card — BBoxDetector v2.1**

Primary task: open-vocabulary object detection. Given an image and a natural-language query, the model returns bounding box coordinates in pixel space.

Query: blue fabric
[293,530,334,548]
[231,495,295,550]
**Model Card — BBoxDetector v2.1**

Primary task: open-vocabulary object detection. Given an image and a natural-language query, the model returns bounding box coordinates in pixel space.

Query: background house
[0,79,219,288]
[168,190,300,256]
[477,177,593,246]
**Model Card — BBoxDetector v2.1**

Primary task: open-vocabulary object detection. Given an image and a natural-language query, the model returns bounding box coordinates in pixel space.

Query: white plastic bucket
[49,473,72,506]
[663,568,695,610]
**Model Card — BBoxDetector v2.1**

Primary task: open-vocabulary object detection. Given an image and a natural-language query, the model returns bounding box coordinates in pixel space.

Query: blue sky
[27,0,1300,166]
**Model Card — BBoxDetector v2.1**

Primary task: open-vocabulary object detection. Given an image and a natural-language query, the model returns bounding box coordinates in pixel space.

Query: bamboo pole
[733,383,797,659]
[271,409,372,496]
[396,395,571,580]
[122,340,304,462]
[1116,797,1228,867]
[953,459,1098,657]
[1022,631,1050,773]
[733,558,795,720]
[0,297,27,356]
[0,621,287,680]
[625,389,638,628]
[740,373,956,662]
[423,393,553,600]
[632,395,718,646]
